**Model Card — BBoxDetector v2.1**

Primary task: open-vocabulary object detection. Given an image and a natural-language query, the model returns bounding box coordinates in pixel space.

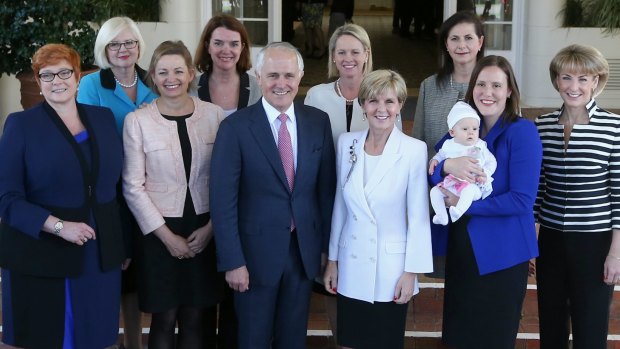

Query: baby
[429,101,497,225]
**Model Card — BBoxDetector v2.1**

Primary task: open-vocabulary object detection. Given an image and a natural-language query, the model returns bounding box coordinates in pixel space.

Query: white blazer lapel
[363,127,403,197]
[342,130,374,218]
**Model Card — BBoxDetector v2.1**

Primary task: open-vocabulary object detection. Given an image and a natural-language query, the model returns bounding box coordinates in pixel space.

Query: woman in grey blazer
[411,11,485,277]
[412,11,485,157]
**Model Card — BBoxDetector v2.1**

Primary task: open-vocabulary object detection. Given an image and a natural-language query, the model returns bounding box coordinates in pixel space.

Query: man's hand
[226,266,250,292]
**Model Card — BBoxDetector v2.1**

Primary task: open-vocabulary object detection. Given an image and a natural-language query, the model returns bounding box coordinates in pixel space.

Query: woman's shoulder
[79,70,102,86]
[420,74,447,89]
[192,96,225,120]
[125,100,157,121]
[307,82,335,96]
[400,131,429,152]
[421,74,438,86]
[534,108,561,124]
[592,104,620,122]
[509,116,538,131]
[4,104,46,129]
[503,117,541,143]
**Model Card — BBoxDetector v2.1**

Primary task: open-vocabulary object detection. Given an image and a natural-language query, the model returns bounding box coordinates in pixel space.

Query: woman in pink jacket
[123,40,225,349]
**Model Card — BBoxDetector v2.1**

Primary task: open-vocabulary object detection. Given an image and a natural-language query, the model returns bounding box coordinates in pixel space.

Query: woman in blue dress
[0,44,125,348]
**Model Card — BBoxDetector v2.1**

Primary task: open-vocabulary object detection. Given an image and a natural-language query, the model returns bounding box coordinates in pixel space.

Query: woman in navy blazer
[431,56,542,349]
[0,44,125,348]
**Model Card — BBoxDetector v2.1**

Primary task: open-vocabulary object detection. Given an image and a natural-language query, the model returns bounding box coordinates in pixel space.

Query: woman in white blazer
[324,70,433,349]
[304,23,402,146]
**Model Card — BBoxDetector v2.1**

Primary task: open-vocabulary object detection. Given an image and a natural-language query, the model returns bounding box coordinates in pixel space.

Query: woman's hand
[394,272,416,304]
[122,258,132,271]
[443,157,485,183]
[603,255,620,285]
[187,222,213,254]
[323,260,339,294]
[604,229,620,285]
[153,225,195,259]
[428,159,439,175]
[57,221,96,246]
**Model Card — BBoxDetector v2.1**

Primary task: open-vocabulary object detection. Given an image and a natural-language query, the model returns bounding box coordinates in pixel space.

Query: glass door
[211,0,270,46]
[204,0,282,69]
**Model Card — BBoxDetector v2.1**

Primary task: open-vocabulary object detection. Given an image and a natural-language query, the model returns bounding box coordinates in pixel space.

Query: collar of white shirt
[262,98,297,126]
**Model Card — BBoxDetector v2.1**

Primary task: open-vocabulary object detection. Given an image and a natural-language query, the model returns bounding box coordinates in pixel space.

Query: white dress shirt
[263,98,298,169]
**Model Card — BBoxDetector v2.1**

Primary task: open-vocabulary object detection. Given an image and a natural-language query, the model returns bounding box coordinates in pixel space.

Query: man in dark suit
[210,42,336,349]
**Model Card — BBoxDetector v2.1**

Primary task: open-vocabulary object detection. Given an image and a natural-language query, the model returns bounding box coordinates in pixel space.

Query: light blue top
[77,67,158,134]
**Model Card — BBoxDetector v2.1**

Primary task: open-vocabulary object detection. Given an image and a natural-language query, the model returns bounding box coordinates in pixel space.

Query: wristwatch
[53,220,64,235]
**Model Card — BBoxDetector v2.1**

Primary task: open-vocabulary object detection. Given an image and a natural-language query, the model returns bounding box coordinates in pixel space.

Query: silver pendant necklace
[450,74,466,101]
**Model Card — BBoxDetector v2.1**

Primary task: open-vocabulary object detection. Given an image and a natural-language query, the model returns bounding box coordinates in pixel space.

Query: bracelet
[608,254,620,261]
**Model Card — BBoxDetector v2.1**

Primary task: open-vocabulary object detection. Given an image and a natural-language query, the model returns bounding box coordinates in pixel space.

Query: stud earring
[362,112,366,121]
[39,91,43,95]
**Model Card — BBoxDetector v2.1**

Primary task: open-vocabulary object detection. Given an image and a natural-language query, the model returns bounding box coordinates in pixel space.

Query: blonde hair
[94,17,145,68]
[358,69,407,105]
[549,44,609,98]
[327,24,372,78]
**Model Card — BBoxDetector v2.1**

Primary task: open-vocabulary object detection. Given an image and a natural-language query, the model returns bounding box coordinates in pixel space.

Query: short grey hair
[254,42,304,75]
[94,16,145,69]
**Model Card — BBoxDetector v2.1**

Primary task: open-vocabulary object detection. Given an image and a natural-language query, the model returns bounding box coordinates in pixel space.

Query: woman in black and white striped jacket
[535,44,620,349]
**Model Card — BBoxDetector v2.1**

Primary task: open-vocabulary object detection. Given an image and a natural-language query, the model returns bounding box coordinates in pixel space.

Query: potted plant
[560,0,620,34]
[0,0,98,109]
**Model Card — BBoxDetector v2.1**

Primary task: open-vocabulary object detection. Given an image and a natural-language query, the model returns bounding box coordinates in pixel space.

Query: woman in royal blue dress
[0,44,125,349]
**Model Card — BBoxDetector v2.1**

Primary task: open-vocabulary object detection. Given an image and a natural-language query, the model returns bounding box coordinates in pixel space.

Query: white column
[137,0,203,68]
[0,74,22,125]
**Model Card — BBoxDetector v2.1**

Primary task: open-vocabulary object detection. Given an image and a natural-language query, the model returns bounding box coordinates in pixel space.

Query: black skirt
[442,217,528,349]
[337,294,408,349]
[137,210,224,313]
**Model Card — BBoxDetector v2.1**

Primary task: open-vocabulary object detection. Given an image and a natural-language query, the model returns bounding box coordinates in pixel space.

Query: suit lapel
[364,127,402,197]
[293,103,311,193]
[346,130,374,218]
[248,101,291,192]
[483,115,511,153]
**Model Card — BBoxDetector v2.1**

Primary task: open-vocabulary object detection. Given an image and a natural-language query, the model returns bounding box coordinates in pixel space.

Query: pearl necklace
[114,71,138,88]
[336,79,355,104]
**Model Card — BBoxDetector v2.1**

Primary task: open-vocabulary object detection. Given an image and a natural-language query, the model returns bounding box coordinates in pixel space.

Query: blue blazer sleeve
[468,120,542,216]
[0,113,53,237]
[210,119,246,272]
